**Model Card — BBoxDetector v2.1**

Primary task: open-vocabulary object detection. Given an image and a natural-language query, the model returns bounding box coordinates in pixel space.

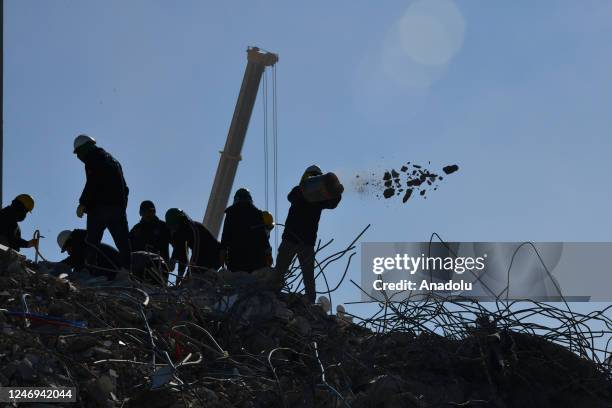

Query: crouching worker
[220,188,273,273]
[165,208,221,285]
[57,229,121,280]
[0,194,38,252]
[274,165,343,303]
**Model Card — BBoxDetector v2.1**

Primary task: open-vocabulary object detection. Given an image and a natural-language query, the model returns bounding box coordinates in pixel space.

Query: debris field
[1,246,611,407]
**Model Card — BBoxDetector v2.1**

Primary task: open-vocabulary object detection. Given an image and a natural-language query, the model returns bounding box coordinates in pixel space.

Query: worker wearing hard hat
[73,134,132,270]
[0,194,39,251]
[274,165,343,303]
[220,188,273,273]
[165,208,221,284]
[129,200,171,264]
[57,229,122,279]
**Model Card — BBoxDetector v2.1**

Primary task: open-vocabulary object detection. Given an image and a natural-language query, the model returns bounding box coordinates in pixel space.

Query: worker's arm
[160,224,171,264]
[170,232,188,274]
[287,186,302,204]
[320,193,342,210]
[13,226,32,249]
[79,162,96,208]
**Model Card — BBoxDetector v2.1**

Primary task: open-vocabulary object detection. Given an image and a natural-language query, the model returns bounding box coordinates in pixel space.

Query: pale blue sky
[4,1,612,311]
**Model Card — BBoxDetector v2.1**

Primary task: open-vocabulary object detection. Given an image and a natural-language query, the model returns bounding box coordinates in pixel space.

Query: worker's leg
[85,207,107,269]
[107,206,132,270]
[274,239,298,291]
[296,244,316,303]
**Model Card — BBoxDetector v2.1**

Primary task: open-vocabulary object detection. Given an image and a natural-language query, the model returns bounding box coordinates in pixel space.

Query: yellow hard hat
[262,211,274,229]
[15,194,35,212]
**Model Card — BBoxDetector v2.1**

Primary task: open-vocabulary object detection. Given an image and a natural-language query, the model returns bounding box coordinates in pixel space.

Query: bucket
[300,172,343,203]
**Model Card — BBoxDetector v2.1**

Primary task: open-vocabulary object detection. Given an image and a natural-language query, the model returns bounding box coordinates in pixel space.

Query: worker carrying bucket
[274,165,344,303]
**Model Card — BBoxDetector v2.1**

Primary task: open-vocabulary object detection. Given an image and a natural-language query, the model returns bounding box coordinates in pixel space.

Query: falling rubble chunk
[443,164,459,174]
[402,189,413,203]
[383,188,395,199]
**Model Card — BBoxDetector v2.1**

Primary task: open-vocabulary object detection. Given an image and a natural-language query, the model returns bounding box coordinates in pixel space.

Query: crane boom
[203,47,278,238]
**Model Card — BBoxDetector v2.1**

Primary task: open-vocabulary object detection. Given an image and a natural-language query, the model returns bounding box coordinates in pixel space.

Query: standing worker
[220,188,272,273]
[165,208,221,284]
[130,200,171,263]
[73,134,131,270]
[275,165,343,303]
[0,194,38,251]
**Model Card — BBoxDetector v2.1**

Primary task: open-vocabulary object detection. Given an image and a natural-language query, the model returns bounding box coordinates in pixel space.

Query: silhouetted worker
[130,200,171,263]
[57,229,121,279]
[165,208,221,283]
[73,134,131,270]
[0,194,38,251]
[220,188,272,273]
[275,165,343,303]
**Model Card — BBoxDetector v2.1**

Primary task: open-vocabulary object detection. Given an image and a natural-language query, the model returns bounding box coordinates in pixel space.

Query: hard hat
[57,230,73,252]
[139,200,156,214]
[318,296,331,313]
[73,134,96,153]
[165,208,186,229]
[234,188,253,204]
[304,165,322,176]
[262,211,274,229]
[14,194,35,212]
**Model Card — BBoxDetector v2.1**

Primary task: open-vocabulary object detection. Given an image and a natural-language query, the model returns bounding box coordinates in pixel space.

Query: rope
[32,230,48,263]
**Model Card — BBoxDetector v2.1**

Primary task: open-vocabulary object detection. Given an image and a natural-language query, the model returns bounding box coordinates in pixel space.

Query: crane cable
[262,65,279,257]
[263,69,269,211]
[272,64,279,256]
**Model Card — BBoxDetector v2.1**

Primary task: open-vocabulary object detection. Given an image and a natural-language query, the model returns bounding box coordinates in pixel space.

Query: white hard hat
[57,230,73,252]
[317,296,331,313]
[73,134,96,153]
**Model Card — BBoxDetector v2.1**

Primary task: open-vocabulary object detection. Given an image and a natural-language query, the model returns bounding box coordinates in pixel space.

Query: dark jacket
[221,202,271,273]
[79,147,129,210]
[0,204,29,250]
[130,216,171,263]
[282,186,341,246]
[60,229,121,279]
[171,220,221,275]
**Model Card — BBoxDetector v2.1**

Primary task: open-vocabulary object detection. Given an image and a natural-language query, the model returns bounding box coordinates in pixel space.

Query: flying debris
[353,162,460,203]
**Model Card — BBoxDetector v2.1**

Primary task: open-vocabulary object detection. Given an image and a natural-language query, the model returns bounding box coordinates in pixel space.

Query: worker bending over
[130,200,171,263]
[0,194,38,251]
[220,188,272,273]
[165,208,221,284]
[57,229,122,280]
[73,134,132,270]
[275,165,343,303]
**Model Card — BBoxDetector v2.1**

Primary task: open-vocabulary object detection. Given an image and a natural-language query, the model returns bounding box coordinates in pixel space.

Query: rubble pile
[1,248,611,407]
